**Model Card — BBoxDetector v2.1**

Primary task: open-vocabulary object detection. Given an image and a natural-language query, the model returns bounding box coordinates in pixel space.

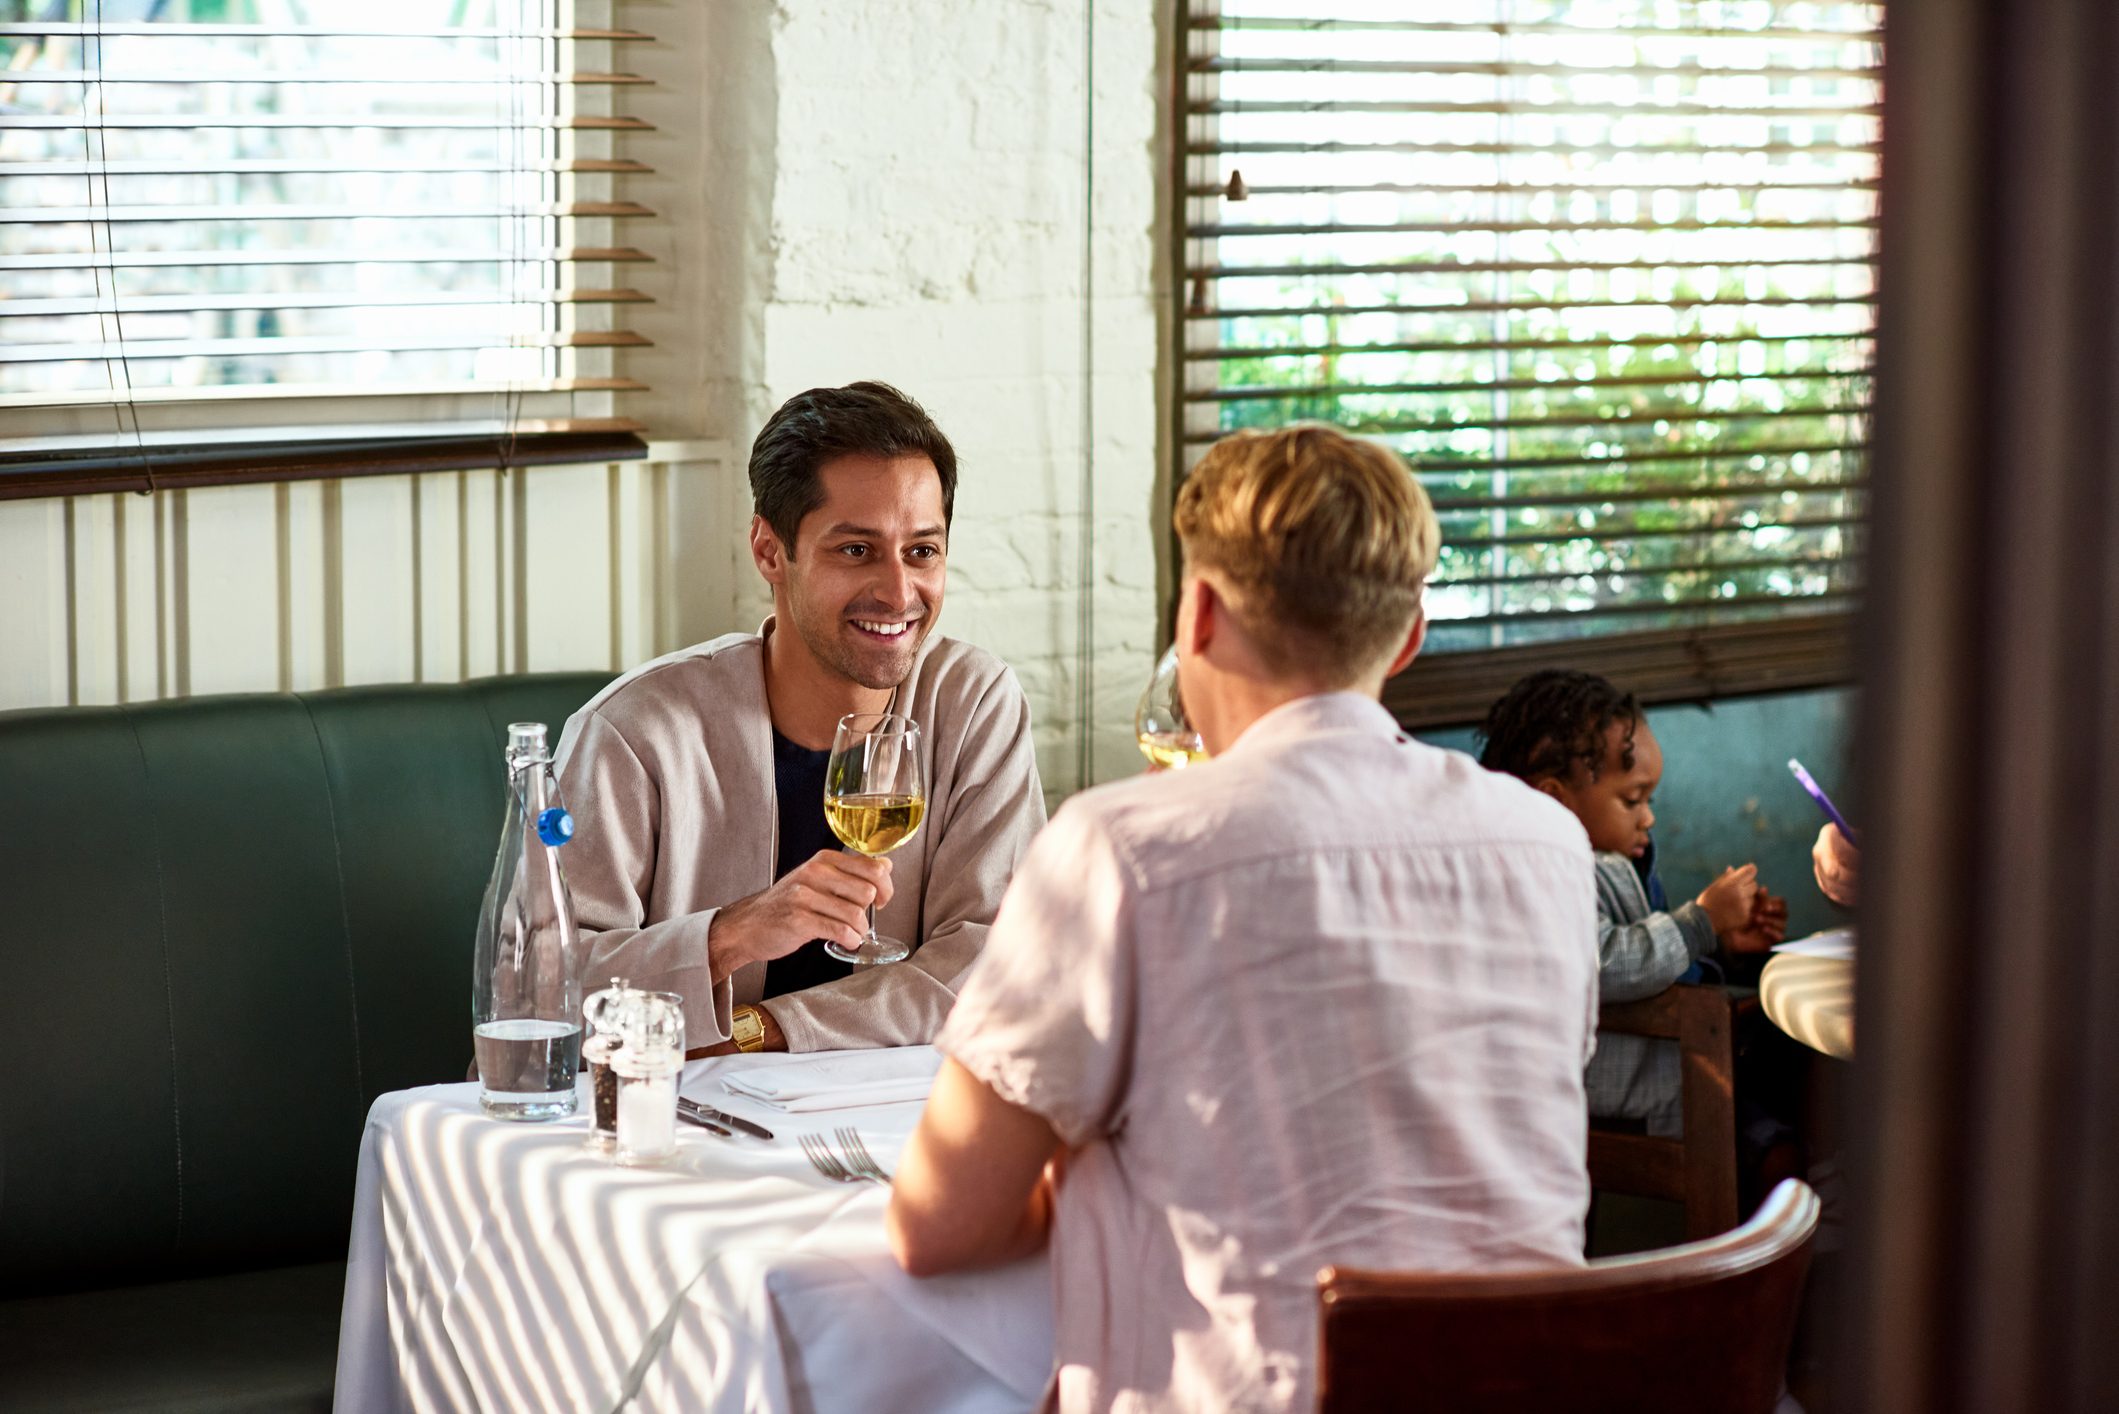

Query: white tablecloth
[333,1047,1053,1413]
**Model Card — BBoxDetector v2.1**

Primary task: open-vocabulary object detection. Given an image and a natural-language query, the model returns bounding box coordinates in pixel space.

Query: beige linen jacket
[551,622,1045,1052]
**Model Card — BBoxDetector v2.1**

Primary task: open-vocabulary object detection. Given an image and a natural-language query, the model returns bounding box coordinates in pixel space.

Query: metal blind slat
[1,159,654,175]
[1,290,652,317]
[0,114,653,130]
[0,248,651,270]
[1182,407,1869,445]
[1195,296,1878,320]
[1194,333,1874,360]
[0,24,653,39]
[1192,139,1879,156]
[1436,551,1858,592]
[1426,588,1860,632]
[1190,16,1880,41]
[1198,257,1875,278]
[4,203,655,223]
[0,378,648,411]
[1408,441,1864,476]
[1190,369,1874,404]
[1193,55,1877,76]
[1434,512,1856,549]
[1429,477,1865,512]
[1192,101,1881,117]
[1,332,651,364]
[1187,182,1881,196]
[1192,220,1876,238]
[7,70,649,84]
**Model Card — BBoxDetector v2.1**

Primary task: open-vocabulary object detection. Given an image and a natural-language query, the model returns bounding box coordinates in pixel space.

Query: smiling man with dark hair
[553,381,1046,1053]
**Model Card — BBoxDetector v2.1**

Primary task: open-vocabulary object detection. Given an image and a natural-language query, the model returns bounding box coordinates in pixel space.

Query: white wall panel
[66,495,120,705]
[336,475,418,688]
[115,490,158,702]
[280,481,328,693]
[609,463,646,670]
[0,498,68,711]
[412,474,459,684]
[457,470,504,683]
[518,462,613,674]
[183,482,281,699]
[0,445,733,712]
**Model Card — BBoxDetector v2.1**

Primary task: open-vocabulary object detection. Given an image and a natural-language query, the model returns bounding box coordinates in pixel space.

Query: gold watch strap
[730,1003,767,1053]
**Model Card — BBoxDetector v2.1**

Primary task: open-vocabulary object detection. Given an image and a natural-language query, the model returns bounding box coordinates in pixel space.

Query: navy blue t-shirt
[762,729,857,999]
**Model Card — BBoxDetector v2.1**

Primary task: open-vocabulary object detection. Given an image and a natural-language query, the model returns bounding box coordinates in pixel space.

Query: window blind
[0,0,653,496]
[1176,1,1880,661]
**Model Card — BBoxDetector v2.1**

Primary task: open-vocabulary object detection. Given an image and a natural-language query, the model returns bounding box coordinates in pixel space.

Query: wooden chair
[1588,982,1744,1240]
[1315,1178,1820,1414]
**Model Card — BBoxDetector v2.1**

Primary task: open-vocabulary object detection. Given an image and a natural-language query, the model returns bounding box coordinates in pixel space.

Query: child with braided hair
[1479,668,1787,1136]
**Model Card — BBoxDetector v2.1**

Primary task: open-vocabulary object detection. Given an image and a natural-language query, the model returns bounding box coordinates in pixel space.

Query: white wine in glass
[1135,645,1208,770]
[824,712,926,965]
[823,793,927,855]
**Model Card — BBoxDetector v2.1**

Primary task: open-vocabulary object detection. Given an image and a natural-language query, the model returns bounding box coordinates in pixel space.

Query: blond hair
[1173,424,1440,684]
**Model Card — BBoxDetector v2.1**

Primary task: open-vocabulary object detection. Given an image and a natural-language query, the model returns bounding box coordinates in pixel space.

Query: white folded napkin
[721,1046,943,1112]
[1769,926,1857,961]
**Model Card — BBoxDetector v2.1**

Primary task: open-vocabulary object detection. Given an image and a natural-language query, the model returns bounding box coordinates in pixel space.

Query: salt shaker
[614,989,685,1166]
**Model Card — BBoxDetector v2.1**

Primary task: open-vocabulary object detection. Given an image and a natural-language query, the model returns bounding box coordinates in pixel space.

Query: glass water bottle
[473,721,583,1120]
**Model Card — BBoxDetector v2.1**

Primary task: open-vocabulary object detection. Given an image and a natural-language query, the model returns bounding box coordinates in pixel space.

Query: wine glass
[1134,645,1207,770]
[823,712,927,965]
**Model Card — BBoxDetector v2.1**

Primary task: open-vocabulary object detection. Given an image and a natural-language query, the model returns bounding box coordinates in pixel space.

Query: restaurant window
[0,0,654,499]
[1173,1,1882,724]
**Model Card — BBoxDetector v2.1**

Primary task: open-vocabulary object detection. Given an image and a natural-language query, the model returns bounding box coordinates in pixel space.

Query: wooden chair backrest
[1589,982,1742,1239]
[1315,1179,1820,1414]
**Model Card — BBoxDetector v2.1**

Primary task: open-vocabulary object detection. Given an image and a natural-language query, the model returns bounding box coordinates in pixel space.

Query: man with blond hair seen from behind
[887,425,1601,1412]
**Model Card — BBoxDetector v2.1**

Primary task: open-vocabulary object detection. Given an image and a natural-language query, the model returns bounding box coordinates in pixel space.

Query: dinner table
[332,1046,1053,1413]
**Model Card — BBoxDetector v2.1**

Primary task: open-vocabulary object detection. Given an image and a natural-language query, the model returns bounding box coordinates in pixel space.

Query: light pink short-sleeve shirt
[940,692,1598,1414]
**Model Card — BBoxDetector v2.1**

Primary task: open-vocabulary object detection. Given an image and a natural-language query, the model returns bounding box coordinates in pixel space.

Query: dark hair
[1477,668,1642,783]
[747,381,958,548]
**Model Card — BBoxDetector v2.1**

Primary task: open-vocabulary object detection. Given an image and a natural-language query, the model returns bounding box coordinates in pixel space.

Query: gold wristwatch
[730,1004,768,1053]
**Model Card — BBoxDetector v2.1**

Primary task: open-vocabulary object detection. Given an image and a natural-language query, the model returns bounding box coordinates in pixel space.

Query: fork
[799,1132,861,1183]
[835,1126,892,1183]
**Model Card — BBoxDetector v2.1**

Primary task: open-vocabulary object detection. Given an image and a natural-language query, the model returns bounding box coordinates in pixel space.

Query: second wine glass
[823,712,926,965]
[1135,645,1207,770]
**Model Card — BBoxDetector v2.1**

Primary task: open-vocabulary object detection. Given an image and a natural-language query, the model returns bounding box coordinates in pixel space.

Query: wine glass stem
[866,898,879,945]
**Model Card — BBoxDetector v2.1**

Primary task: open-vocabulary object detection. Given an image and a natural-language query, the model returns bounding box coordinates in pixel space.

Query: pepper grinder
[581,979,632,1156]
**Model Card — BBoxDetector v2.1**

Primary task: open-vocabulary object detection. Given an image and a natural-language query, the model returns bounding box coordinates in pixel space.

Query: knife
[678,1096,774,1141]
[676,1106,733,1138]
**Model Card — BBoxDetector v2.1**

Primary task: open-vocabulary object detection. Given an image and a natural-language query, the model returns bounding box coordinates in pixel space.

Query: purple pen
[1788,758,1859,846]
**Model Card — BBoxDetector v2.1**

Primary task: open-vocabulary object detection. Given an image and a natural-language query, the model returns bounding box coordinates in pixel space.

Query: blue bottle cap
[536,807,575,848]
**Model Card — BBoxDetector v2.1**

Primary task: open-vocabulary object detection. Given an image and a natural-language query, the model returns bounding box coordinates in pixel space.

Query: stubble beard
[788,595,924,692]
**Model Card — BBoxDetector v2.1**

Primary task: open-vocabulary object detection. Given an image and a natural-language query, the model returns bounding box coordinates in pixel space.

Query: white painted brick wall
[635,0,1166,804]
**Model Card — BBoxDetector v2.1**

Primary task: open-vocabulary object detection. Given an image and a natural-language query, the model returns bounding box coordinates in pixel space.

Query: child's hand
[1724,888,1789,954]
[1696,863,1760,935]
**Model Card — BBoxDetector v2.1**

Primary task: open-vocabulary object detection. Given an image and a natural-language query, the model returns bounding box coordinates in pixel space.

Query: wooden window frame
[0,424,648,502]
